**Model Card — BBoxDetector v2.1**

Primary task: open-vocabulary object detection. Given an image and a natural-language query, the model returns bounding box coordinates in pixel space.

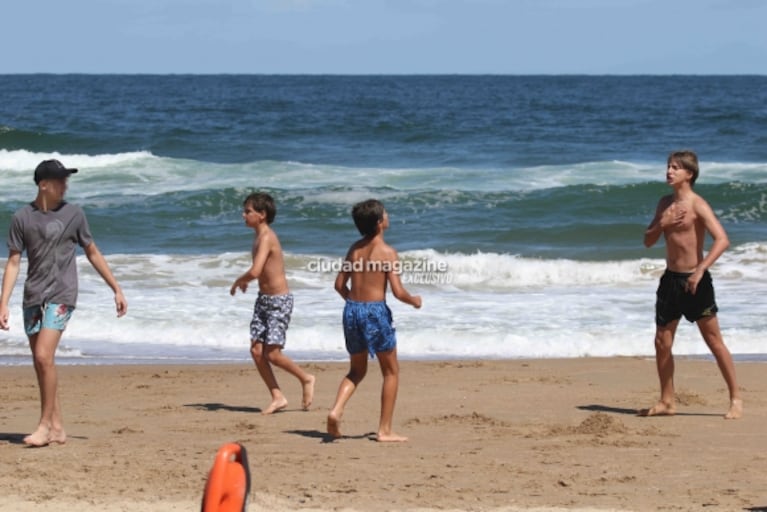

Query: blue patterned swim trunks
[342,300,396,358]
[23,303,75,336]
[250,293,293,346]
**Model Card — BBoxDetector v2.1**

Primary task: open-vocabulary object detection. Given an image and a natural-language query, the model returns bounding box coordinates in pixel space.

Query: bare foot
[327,412,342,439]
[638,402,676,417]
[262,397,288,415]
[302,375,315,411]
[48,428,67,445]
[724,398,742,419]
[376,432,408,443]
[23,426,51,447]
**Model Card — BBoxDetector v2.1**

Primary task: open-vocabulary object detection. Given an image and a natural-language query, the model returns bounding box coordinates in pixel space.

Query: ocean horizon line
[3,72,767,77]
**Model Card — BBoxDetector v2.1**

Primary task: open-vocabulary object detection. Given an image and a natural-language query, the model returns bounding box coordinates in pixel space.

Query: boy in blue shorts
[641,150,742,419]
[230,192,315,414]
[0,160,128,446]
[327,199,421,442]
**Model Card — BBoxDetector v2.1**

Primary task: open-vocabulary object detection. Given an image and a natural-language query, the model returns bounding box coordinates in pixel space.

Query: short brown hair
[351,199,384,236]
[244,192,276,224]
[667,150,699,186]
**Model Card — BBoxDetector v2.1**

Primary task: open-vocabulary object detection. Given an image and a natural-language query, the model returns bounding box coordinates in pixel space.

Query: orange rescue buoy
[201,442,251,512]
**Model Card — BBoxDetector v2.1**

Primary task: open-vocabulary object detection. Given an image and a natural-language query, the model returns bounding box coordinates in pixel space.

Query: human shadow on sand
[184,402,262,414]
[577,404,721,417]
[0,432,87,446]
[577,404,638,415]
[0,432,28,445]
[284,429,376,444]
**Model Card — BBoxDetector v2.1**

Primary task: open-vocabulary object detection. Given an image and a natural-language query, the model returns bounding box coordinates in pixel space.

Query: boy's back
[345,236,393,302]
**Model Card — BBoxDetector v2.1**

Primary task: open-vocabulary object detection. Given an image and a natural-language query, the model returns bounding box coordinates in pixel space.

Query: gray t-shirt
[7,201,94,309]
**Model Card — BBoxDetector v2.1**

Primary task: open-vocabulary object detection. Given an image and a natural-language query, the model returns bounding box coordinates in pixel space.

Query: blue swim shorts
[23,303,75,336]
[342,300,396,358]
[250,293,293,346]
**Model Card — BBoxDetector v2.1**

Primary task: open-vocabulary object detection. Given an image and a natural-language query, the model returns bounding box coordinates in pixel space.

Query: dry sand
[1,357,765,511]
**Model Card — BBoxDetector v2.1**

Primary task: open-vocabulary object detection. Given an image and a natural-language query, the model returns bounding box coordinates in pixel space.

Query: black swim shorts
[655,269,718,326]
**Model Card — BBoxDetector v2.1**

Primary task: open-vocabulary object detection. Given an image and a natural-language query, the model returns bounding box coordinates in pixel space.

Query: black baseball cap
[34,159,79,184]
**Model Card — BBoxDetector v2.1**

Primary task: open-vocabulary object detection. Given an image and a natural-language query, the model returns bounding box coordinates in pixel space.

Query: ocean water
[1,75,766,364]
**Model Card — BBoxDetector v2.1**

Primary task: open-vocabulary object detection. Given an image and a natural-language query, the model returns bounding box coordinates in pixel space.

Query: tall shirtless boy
[641,150,742,419]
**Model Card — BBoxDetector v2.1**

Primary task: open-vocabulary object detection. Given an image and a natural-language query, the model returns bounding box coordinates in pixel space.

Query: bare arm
[230,233,271,295]
[687,198,730,294]
[697,200,730,271]
[84,242,128,317]
[334,269,351,301]
[386,249,422,309]
[0,251,22,330]
[334,248,353,300]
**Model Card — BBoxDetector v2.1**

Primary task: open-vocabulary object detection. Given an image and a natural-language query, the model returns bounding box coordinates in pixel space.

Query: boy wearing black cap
[0,159,128,447]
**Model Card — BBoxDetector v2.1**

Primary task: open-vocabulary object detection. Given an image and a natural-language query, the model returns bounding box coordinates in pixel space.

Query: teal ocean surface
[1,75,766,364]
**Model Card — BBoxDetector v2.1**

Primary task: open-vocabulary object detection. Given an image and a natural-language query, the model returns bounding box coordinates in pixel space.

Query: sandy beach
[1,357,765,512]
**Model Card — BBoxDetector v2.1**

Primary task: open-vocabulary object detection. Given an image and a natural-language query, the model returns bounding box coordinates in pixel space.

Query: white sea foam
[4,149,767,204]
[2,149,766,363]
[1,246,765,363]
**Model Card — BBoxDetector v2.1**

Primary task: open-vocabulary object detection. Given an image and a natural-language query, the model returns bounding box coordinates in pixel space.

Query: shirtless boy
[327,199,422,442]
[230,192,315,414]
[641,150,742,419]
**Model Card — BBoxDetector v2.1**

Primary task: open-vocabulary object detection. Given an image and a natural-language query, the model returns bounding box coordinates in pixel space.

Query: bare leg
[327,352,368,438]
[375,348,407,442]
[26,329,67,446]
[697,316,742,419]
[251,341,288,414]
[263,345,315,410]
[639,322,677,417]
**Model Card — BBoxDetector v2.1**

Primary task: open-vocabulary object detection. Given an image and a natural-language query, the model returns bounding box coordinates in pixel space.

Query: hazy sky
[4,0,766,74]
